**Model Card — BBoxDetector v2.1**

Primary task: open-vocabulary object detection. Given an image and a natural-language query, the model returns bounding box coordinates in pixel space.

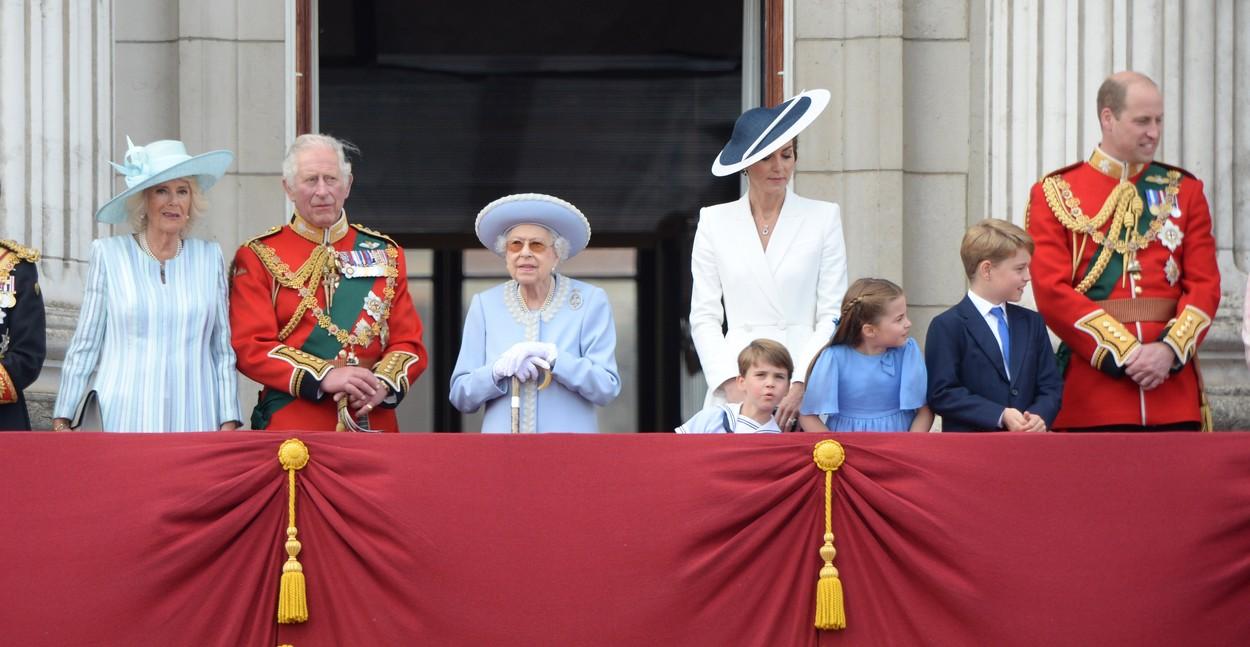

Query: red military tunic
[1027,148,1220,429]
[230,213,427,432]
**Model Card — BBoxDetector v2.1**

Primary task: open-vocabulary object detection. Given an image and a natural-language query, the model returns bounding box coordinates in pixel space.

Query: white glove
[492,344,530,381]
[513,341,559,366]
[514,356,551,383]
[492,342,558,381]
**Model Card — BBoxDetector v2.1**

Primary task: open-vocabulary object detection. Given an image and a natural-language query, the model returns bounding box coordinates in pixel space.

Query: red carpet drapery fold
[1,432,1248,646]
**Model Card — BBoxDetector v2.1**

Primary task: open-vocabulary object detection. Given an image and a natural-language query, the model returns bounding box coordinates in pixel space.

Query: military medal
[335,249,389,278]
[0,276,16,309]
[1165,256,1180,286]
[1159,220,1183,252]
[363,290,385,320]
[1146,189,1164,216]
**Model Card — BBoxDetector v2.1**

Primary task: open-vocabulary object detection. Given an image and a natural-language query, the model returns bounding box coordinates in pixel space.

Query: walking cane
[510,368,553,433]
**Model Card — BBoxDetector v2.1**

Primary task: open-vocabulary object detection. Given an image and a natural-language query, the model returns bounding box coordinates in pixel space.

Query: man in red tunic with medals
[1028,71,1220,431]
[230,134,427,432]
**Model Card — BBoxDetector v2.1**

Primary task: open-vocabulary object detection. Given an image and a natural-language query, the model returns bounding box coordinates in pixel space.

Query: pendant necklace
[137,233,183,284]
[755,210,778,237]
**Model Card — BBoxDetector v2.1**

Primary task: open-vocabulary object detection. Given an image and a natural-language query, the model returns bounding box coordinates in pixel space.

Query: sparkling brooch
[1159,220,1183,253]
[364,290,385,321]
[1165,256,1180,286]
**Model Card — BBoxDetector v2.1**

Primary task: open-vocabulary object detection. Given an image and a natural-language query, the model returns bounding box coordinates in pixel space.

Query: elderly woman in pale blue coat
[450,193,621,433]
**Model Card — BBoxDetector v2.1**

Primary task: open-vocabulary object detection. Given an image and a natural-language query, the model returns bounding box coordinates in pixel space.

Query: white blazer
[689,189,847,402]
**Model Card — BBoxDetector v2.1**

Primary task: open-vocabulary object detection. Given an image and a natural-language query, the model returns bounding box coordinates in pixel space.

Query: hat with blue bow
[94,137,234,224]
[711,89,830,177]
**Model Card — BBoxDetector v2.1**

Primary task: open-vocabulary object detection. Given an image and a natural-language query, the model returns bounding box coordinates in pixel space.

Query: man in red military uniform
[231,134,427,432]
[1028,71,1220,431]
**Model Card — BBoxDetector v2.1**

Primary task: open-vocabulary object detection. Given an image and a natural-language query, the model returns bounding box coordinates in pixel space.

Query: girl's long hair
[805,277,905,382]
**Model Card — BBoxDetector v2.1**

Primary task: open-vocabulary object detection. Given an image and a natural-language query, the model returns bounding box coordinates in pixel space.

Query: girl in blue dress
[798,278,933,432]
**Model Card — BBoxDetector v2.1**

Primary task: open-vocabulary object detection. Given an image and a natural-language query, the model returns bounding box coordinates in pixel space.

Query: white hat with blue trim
[94,137,234,224]
[475,193,592,258]
[711,89,830,177]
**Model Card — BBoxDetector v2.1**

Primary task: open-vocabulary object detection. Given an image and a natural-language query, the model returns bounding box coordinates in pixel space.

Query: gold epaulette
[1152,161,1196,180]
[1039,161,1083,182]
[1075,309,1140,369]
[351,223,398,248]
[1028,161,1083,231]
[1162,305,1211,364]
[0,240,41,263]
[242,226,282,246]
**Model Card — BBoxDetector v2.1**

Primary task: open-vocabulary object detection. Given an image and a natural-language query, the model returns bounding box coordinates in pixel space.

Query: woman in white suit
[690,89,847,430]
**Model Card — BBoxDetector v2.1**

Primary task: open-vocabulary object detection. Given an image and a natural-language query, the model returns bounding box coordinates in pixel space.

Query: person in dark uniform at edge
[0,232,46,430]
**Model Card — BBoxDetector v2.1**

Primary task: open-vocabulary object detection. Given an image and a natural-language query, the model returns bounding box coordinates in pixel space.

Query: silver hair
[125,177,207,233]
[281,133,358,185]
[493,224,570,261]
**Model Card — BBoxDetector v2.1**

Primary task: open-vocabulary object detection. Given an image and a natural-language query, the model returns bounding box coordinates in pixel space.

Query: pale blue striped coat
[54,235,241,431]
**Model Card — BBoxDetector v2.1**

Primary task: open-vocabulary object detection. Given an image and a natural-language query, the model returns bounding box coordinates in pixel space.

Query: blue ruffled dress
[800,337,927,432]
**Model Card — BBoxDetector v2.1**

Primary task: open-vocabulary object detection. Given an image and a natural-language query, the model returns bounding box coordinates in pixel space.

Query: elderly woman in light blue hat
[690,89,848,430]
[52,138,242,432]
[450,193,621,433]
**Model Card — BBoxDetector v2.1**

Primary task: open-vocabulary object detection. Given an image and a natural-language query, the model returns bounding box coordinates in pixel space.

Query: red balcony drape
[1,432,1247,646]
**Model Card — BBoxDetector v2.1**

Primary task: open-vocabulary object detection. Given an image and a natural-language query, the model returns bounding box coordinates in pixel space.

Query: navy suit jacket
[925,296,1063,432]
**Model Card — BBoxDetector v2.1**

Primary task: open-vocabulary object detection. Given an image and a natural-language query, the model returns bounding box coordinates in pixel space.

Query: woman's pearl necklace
[136,233,183,283]
[516,276,557,312]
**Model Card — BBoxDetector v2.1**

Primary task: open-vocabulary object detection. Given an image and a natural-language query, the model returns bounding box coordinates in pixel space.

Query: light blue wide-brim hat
[711,88,830,177]
[475,193,592,259]
[94,137,235,224]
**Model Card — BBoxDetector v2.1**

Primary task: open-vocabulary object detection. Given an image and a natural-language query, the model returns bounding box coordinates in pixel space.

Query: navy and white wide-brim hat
[475,193,592,258]
[711,89,831,177]
[94,137,235,224]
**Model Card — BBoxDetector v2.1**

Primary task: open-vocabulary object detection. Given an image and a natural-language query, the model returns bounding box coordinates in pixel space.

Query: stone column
[791,1,973,336]
[972,0,1250,427]
[0,0,113,426]
[114,0,288,254]
[792,0,906,281]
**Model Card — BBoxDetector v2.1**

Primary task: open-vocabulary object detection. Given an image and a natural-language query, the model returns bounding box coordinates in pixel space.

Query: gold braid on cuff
[1162,304,1211,364]
[373,350,420,394]
[268,345,333,396]
[1075,309,1140,368]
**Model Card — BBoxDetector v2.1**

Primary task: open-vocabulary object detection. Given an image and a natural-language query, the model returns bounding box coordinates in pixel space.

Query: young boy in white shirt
[925,218,1064,431]
[677,339,793,433]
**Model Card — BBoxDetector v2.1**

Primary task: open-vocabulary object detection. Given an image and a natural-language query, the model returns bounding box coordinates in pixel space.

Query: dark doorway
[318,0,743,431]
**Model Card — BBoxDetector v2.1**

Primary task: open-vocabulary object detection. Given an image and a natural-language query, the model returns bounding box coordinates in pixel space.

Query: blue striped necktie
[990,306,1010,377]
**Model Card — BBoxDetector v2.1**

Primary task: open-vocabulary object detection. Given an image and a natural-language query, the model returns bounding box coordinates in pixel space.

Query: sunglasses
[506,239,550,254]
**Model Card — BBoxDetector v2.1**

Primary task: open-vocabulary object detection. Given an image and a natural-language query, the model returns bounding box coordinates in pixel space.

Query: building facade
[2,0,1247,429]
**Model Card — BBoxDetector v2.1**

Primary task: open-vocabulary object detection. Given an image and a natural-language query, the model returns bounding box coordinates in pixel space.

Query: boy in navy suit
[926,219,1063,431]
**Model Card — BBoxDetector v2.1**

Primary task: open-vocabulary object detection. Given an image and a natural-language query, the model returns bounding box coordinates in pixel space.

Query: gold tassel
[277,439,310,624]
[1195,358,1214,433]
[813,440,846,630]
[335,397,349,432]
